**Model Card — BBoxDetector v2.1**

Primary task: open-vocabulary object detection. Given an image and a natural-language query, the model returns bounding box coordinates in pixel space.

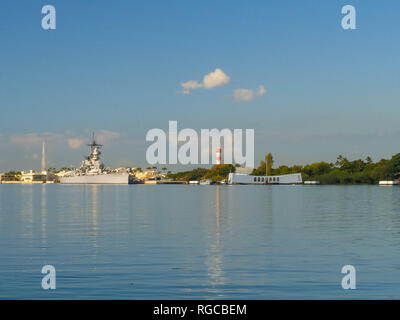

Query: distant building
[136,169,160,180]
[115,167,131,173]
[235,166,254,175]
[55,170,69,178]
[19,170,57,183]
[20,170,47,183]
[17,140,58,183]
[228,173,302,185]
[216,148,222,165]
[0,173,17,182]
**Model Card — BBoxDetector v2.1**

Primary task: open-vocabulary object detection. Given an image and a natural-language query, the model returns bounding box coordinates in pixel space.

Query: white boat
[379,181,398,186]
[304,181,320,185]
[199,179,212,185]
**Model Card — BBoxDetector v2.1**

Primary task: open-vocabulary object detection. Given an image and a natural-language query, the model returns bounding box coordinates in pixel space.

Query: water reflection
[89,185,99,250]
[3,185,400,299]
[205,186,226,291]
[41,185,47,246]
[20,185,33,239]
[216,186,220,231]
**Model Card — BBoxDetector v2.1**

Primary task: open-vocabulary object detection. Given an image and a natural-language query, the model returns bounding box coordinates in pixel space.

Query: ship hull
[60,173,132,184]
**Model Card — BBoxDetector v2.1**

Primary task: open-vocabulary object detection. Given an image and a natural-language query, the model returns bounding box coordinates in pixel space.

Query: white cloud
[24,153,40,160]
[95,130,120,143]
[232,88,254,102]
[180,68,230,94]
[5,130,120,150]
[232,85,266,102]
[257,85,266,96]
[10,132,64,147]
[68,138,85,149]
[181,80,203,94]
[202,68,230,89]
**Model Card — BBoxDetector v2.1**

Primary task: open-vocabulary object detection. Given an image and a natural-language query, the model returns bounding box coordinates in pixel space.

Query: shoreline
[0,181,397,186]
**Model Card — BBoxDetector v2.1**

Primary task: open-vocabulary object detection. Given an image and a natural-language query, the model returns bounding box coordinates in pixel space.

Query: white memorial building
[228,172,302,185]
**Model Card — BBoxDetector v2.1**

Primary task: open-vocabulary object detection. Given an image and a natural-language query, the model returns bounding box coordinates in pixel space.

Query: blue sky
[1,0,400,171]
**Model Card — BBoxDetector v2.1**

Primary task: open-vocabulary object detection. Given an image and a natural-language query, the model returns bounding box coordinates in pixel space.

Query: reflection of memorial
[216,186,220,231]
[205,185,226,288]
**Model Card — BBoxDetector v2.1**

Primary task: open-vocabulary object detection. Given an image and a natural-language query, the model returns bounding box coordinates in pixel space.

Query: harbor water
[0,184,399,299]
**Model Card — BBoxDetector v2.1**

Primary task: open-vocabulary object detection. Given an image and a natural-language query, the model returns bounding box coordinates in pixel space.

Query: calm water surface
[0,184,400,299]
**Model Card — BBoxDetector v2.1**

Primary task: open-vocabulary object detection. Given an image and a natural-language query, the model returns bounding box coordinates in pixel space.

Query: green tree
[252,160,266,175]
[335,155,344,167]
[266,153,273,176]
[384,153,400,179]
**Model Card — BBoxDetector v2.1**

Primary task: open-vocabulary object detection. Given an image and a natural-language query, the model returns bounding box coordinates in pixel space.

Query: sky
[0,0,400,171]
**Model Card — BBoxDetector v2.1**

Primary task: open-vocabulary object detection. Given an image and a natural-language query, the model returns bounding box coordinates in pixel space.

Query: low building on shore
[0,173,19,183]
[135,169,167,181]
[20,170,47,183]
[55,170,70,178]
[20,170,58,183]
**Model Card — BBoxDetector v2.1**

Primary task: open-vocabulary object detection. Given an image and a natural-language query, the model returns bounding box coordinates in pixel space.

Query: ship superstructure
[77,134,105,175]
[60,133,132,184]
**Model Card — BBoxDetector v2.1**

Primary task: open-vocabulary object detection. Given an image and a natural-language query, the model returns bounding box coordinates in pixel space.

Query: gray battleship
[60,134,132,184]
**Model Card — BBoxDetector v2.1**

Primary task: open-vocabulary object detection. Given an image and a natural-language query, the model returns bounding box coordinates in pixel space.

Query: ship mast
[88,132,102,148]
[87,132,102,161]
[88,132,102,150]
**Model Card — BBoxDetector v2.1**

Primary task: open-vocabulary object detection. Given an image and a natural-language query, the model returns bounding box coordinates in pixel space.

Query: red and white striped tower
[216,148,222,165]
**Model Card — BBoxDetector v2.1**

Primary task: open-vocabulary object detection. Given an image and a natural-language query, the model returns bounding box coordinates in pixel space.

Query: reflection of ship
[60,134,132,184]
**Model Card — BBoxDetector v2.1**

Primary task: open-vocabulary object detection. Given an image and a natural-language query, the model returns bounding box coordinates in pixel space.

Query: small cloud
[9,132,62,147]
[24,153,40,160]
[257,85,266,96]
[10,133,44,146]
[232,88,254,102]
[6,130,121,150]
[68,138,85,149]
[95,130,120,143]
[181,80,203,94]
[203,68,230,89]
[180,68,230,94]
[232,85,266,102]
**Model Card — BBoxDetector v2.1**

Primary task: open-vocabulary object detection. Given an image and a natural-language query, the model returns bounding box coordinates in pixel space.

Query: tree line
[253,153,400,184]
[4,153,400,184]
[168,152,400,184]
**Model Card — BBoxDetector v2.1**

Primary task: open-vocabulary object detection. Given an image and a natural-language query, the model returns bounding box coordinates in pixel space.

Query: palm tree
[336,155,344,167]
[265,153,273,176]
